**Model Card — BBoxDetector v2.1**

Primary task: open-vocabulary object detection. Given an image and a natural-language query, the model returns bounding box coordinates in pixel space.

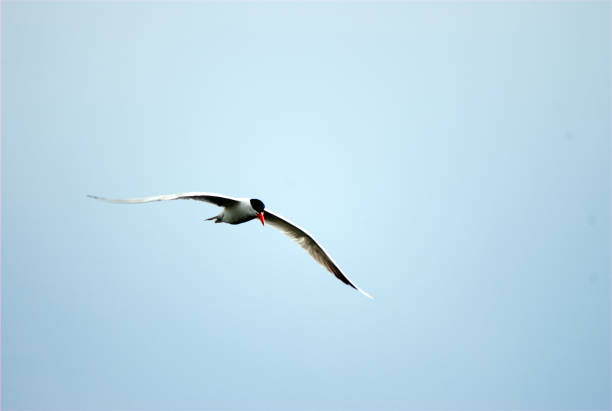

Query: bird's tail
[205,215,222,223]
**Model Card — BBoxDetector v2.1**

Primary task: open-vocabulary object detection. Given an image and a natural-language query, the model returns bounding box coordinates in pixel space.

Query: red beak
[258,212,265,226]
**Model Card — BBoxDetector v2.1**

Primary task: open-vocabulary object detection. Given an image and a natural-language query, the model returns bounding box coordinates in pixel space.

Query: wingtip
[88,194,114,202]
[88,194,108,202]
[358,288,375,300]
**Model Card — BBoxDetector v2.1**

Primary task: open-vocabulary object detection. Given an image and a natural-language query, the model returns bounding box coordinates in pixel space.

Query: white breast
[220,200,257,224]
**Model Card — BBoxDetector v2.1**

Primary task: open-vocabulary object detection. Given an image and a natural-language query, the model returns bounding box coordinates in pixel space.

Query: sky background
[1,2,610,410]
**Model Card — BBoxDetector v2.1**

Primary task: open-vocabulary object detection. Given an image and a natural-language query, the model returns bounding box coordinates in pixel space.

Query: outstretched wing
[88,192,240,207]
[264,210,373,299]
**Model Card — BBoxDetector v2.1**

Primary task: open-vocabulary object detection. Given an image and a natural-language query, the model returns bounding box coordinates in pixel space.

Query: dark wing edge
[264,210,374,299]
[87,192,241,207]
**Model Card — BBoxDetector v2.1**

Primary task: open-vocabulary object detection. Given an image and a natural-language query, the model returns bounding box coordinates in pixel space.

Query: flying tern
[88,192,373,299]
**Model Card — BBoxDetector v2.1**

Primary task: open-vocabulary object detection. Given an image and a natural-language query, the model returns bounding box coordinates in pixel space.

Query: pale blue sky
[2,2,610,410]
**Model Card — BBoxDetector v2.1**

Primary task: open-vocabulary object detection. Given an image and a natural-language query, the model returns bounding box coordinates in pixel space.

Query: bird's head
[250,198,266,226]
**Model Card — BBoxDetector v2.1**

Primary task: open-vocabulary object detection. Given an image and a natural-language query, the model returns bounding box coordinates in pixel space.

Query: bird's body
[207,199,260,224]
[88,192,373,299]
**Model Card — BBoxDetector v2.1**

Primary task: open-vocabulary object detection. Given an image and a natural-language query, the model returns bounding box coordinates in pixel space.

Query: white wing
[264,210,373,299]
[87,192,241,207]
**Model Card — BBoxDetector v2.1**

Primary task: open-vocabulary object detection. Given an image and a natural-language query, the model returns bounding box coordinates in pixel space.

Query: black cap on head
[250,199,265,213]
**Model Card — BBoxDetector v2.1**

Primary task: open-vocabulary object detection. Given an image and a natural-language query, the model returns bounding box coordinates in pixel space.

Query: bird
[88,192,373,299]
